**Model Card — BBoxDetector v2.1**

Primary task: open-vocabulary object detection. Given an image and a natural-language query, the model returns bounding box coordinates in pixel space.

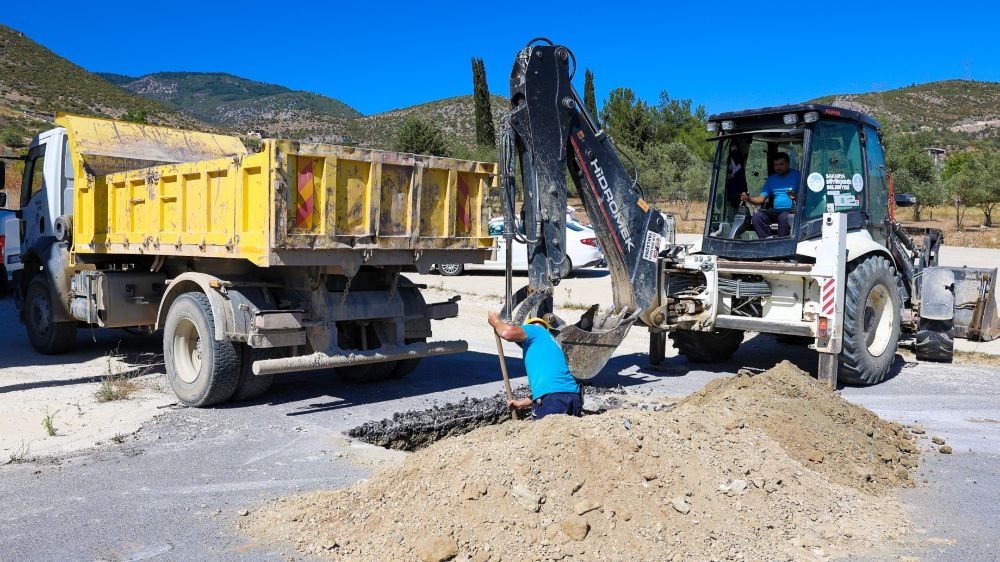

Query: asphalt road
[0,238,998,560]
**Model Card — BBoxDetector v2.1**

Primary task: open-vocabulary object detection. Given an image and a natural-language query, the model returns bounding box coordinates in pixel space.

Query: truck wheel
[915,319,954,363]
[438,263,464,276]
[336,323,398,383]
[669,329,744,363]
[389,337,425,379]
[25,277,76,354]
[163,292,240,407]
[839,256,902,385]
[231,345,278,402]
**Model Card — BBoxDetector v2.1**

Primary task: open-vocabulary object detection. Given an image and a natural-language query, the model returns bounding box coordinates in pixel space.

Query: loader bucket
[948,267,999,342]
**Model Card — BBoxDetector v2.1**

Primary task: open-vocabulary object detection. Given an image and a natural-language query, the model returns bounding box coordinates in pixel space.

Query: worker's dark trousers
[751,208,791,238]
[532,392,583,420]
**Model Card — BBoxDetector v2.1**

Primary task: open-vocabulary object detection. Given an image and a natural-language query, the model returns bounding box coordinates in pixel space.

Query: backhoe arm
[500,40,674,378]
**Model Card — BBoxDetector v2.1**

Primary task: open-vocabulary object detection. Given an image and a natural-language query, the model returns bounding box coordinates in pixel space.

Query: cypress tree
[472,57,496,147]
[583,68,598,123]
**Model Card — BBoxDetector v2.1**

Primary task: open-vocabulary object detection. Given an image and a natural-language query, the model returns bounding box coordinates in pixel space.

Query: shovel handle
[494,332,517,419]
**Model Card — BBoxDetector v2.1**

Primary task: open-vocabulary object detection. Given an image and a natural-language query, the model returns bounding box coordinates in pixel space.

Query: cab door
[863,126,889,245]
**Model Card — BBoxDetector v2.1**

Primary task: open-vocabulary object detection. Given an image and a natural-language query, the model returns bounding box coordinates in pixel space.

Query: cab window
[864,126,888,229]
[20,146,46,205]
[802,121,864,224]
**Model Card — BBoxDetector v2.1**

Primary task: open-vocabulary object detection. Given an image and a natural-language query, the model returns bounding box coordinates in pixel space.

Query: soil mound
[243,362,916,561]
[680,360,920,492]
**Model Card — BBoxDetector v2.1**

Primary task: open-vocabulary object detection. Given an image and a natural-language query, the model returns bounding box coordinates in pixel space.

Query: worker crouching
[487,312,582,420]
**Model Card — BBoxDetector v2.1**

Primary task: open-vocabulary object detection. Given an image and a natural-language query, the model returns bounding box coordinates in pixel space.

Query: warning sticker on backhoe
[642,231,661,263]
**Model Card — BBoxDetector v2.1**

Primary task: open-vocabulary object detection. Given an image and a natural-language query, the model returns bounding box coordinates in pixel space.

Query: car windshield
[707,129,804,240]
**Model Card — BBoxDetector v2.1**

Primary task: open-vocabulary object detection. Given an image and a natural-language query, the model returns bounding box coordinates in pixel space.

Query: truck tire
[25,276,76,354]
[336,323,398,383]
[839,256,902,385]
[915,319,954,363]
[231,345,278,402]
[669,329,744,363]
[389,337,426,379]
[163,292,240,407]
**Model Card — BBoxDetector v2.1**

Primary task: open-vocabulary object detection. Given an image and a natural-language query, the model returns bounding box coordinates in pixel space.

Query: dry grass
[902,205,1000,248]
[94,347,145,402]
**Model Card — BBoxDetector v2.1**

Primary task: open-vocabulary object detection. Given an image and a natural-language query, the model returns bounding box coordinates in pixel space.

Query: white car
[438,218,605,276]
[1,210,21,291]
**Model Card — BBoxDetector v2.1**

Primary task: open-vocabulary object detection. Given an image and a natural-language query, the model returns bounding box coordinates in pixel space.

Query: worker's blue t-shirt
[519,324,579,400]
[760,169,801,210]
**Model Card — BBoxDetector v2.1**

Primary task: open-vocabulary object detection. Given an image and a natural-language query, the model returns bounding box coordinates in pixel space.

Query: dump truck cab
[701,104,892,262]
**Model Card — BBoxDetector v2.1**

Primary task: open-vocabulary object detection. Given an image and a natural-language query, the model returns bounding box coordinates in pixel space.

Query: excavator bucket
[555,306,637,380]
[508,291,636,380]
[948,267,1000,341]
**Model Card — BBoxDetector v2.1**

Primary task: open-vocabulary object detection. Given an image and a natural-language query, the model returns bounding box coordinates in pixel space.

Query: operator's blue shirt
[519,324,579,400]
[760,169,801,210]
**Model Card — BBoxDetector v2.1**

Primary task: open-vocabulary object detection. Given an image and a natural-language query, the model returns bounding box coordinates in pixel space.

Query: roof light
[783,113,799,125]
[706,122,718,133]
[721,120,735,131]
[803,111,820,123]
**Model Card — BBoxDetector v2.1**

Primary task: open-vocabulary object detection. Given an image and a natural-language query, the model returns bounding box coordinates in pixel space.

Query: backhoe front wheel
[839,256,902,385]
[25,276,76,354]
[669,329,744,363]
[163,292,240,407]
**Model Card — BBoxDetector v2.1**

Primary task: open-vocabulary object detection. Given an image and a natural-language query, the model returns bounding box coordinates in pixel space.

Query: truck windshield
[707,130,804,240]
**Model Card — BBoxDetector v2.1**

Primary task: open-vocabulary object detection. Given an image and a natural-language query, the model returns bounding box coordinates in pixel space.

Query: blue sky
[3,1,996,116]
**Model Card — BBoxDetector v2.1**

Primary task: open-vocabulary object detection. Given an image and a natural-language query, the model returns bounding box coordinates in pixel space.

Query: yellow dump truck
[0,115,496,406]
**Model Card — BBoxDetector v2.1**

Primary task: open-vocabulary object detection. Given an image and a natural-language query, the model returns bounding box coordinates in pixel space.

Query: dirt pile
[243,361,917,561]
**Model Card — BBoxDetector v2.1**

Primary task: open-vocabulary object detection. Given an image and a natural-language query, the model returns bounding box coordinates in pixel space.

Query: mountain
[108,72,362,140]
[348,94,508,154]
[0,25,203,148]
[96,72,137,86]
[811,80,1000,137]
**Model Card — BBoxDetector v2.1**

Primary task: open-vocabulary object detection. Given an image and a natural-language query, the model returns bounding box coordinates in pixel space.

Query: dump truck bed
[62,115,496,267]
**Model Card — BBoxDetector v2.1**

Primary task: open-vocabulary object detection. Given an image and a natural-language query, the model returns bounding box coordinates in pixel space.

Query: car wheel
[438,263,464,276]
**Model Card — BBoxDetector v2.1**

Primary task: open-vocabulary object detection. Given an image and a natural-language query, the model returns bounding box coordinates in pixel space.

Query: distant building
[246,129,264,140]
[924,147,946,165]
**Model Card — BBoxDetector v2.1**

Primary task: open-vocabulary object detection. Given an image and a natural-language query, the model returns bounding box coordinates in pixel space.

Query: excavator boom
[500,40,674,378]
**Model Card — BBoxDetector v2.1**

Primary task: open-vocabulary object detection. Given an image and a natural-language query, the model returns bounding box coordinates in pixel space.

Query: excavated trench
[347,385,669,451]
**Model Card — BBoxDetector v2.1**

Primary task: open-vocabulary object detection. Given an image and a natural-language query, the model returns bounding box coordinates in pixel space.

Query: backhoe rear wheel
[915,318,954,363]
[163,292,240,407]
[839,256,902,385]
[669,329,744,363]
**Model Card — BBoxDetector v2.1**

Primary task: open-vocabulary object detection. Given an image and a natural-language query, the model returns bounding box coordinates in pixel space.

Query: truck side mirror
[895,193,916,208]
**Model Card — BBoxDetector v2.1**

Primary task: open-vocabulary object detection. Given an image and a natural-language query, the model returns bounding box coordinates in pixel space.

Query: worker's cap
[524,317,552,330]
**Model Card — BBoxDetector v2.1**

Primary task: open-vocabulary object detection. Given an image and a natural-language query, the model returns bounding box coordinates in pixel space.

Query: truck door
[21,143,50,249]
[20,132,69,250]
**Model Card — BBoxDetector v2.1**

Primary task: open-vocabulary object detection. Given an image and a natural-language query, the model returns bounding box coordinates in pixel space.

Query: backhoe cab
[702,105,889,260]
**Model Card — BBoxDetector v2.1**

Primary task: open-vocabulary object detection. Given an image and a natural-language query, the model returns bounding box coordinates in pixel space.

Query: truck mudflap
[250,340,468,376]
[945,266,999,341]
